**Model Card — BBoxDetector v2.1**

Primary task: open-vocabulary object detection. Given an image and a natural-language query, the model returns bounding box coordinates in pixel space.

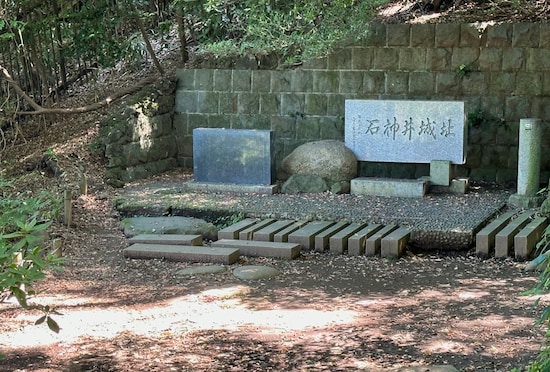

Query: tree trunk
[175,7,189,65]
[129,1,165,76]
[1,63,157,115]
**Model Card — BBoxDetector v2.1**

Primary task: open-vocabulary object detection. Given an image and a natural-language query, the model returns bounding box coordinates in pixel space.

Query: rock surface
[232,265,281,280]
[281,174,328,194]
[176,265,227,276]
[120,216,218,241]
[281,140,357,183]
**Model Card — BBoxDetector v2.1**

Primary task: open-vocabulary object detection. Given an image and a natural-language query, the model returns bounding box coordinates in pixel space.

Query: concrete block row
[476,210,547,259]
[218,219,411,258]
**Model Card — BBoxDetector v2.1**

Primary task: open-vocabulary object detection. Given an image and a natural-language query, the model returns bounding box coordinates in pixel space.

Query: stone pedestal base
[508,193,545,209]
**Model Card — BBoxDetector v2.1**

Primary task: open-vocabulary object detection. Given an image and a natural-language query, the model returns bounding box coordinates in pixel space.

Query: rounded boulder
[281,140,357,183]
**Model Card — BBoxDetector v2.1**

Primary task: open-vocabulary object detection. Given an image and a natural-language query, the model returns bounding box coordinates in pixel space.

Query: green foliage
[0,179,63,335]
[467,107,506,129]
[455,63,472,77]
[177,0,391,65]
[213,212,245,229]
[521,220,550,370]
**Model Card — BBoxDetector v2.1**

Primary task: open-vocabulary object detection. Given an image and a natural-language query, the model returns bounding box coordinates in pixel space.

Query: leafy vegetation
[185,0,390,65]
[0,178,64,339]
[517,220,550,371]
[0,0,390,118]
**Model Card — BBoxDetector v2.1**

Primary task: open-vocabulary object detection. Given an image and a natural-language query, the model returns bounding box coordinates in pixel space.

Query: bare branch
[1,64,157,116]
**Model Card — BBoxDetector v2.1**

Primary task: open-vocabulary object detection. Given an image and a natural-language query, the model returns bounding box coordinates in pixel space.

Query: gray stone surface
[281,140,358,183]
[281,174,328,194]
[176,265,227,276]
[193,128,275,185]
[430,160,452,186]
[351,177,428,198]
[212,239,301,259]
[128,234,203,246]
[123,244,240,264]
[541,195,550,217]
[183,181,278,195]
[345,100,466,164]
[516,118,542,196]
[121,216,218,241]
[232,265,281,280]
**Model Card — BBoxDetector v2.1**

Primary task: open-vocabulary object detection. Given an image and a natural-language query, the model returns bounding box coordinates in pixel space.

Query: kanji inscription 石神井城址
[345,100,466,164]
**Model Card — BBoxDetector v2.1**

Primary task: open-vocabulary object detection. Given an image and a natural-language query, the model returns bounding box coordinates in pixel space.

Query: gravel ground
[116,171,514,251]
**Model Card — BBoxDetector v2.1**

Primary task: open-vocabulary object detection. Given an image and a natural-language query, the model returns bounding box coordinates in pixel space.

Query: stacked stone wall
[173,22,550,183]
[102,78,178,186]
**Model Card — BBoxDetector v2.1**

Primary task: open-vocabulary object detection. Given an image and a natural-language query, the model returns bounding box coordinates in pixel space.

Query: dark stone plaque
[193,128,275,185]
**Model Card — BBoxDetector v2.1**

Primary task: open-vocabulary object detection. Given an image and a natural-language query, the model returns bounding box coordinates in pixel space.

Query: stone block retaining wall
[170,23,550,183]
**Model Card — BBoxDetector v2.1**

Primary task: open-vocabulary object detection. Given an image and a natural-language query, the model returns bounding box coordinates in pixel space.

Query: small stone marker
[345,100,466,164]
[193,128,275,185]
[430,160,452,186]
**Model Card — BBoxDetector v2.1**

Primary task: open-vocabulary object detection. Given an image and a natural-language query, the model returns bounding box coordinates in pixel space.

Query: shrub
[0,179,64,342]
[520,222,550,371]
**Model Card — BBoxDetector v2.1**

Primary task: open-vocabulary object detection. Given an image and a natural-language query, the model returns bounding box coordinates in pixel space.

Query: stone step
[366,224,398,256]
[212,239,301,259]
[218,218,260,240]
[314,221,349,252]
[124,243,240,264]
[253,220,296,242]
[273,221,308,242]
[128,234,203,246]
[514,217,548,260]
[239,219,277,240]
[288,221,335,250]
[381,227,411,258]
[494,211,535,258]
[475,210,518,257]
[348,224,384,256]
[329,223,368,255]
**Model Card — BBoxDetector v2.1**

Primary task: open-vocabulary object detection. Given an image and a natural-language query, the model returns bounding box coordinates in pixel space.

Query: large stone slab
[123,244,240,264]
[345,100,466,164]
[212,239,301,259]
[193,128,275,185]
[121,216,218,241]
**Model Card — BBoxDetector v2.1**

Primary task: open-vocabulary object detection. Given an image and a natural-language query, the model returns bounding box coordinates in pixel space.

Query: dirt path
[0,188,547,371]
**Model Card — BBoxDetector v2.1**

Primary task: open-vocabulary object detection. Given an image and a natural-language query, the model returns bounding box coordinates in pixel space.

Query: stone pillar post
[509,118,544,208]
